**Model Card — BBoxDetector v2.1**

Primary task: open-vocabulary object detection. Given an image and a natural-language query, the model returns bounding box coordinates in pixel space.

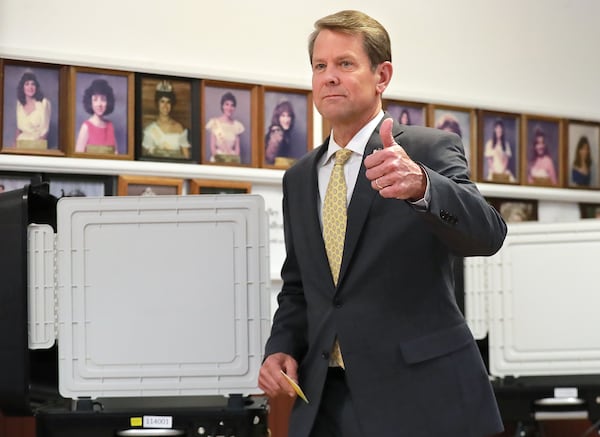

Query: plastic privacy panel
[54,195,270,399]
[466,220,600,378]
[463,256,489,340]
[27,224,57,349]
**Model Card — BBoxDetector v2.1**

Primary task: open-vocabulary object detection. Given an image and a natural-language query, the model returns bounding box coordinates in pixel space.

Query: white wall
[1,0,599,120]
[2,0,600,308]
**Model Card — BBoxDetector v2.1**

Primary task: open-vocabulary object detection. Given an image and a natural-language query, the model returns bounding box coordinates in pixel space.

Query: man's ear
[375,61,393,95]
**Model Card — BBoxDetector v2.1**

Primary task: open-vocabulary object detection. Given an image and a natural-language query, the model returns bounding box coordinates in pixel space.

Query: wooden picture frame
[201,80,259,167]
[117,175,183,196]
[487,197,538,223]
[189,179,251,194]
[478,110,521,184]
[565,120,600,189]
[42,173,114,197]
[261,86,313,169]
[522,115,563,188]
[68,66,134,159]
[428,104,477,179]
[136,74,199,163]
[579,203,600,219]
[384,99,427,127]
[1,59,67,156]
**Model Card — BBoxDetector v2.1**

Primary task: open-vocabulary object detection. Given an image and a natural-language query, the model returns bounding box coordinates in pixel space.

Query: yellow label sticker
[130,417,143,427]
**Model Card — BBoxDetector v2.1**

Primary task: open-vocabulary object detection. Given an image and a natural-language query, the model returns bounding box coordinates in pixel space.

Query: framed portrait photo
[68,66,134,159]
[1,60,66,156]
[478,110,521,185]
[201,80,258,167]
[0,171,42,195]
[428,104,477,178]
[487,197,538,223]
[384,99,427,127]
[522,115,563,188]
[189,179,251,194]
[261,86,313,169]
[117,175,183,196]
[43,173,114,198]
[566,120,600,189]
[579,203,600,219]
[136,74,198,163]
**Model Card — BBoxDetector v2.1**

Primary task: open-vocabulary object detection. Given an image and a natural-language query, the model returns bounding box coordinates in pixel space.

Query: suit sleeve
[263,173,309,362]
[406,128,507,257]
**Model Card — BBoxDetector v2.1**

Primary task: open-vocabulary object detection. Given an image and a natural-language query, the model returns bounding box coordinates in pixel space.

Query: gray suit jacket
[264,115,506,437]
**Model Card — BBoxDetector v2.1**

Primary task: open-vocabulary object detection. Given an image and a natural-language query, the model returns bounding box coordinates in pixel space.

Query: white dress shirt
[318,112,430,224]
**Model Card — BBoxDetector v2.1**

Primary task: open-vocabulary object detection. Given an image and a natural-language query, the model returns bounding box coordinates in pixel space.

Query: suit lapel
[337,116,404,286]
[302,143,332,282]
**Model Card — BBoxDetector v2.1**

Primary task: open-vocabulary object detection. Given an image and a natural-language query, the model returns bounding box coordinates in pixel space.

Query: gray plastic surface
[52,194,270,398]
[465,220,600,378]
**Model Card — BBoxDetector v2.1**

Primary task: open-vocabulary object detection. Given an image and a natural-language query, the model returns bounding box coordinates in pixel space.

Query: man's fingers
[380,117,395,148]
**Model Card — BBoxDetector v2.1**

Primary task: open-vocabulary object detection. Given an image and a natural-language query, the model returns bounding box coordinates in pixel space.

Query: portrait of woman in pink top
[527,122,559,186]
[75,78,118,154]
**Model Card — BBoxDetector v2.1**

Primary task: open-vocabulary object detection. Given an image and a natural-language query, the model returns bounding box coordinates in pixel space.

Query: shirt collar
[323,111,385,165]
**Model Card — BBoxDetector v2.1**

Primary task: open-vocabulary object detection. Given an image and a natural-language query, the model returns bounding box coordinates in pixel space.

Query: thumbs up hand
[364,117,426,201]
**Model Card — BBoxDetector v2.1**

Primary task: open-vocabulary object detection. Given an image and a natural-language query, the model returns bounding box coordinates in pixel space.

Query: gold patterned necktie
[323,148,353,285]
[322,148,353,369]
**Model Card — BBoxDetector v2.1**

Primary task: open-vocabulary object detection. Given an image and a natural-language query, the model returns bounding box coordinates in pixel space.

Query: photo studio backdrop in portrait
[0,184,271,437]
[464,221,600,428]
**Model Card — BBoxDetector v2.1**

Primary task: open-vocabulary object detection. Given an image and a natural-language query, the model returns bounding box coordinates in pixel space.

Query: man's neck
[330,109,382,147]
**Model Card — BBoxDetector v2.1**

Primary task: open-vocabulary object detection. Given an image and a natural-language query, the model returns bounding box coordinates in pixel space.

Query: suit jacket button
[333,299,342,308]
[321,351,330,360]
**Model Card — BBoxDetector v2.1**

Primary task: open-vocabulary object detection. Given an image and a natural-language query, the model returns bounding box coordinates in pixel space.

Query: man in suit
[258,9,507,437]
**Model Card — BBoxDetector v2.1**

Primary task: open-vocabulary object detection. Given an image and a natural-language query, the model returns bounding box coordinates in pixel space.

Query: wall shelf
[2,153,600,204]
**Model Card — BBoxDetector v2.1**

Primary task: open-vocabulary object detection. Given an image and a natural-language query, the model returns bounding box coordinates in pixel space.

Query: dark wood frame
[200,80,259,167]
[579,203,600,219]
[565,120,600,189]
[383,99,428,127]
[428,103,477,179]
[189,179,251,194]
[135,74,199,163]
[1,59,67,156]
[477,110,521,185]
[260,86,313,169]
[521,115,563,188]
[117,175,183,196]
[487,197,538,222]
[67,66,134,160]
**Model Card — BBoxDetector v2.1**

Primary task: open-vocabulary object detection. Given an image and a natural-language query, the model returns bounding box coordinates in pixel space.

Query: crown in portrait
[156,80,173,92]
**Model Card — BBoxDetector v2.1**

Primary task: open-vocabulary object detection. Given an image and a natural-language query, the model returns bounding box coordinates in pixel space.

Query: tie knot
[334,149,353,166]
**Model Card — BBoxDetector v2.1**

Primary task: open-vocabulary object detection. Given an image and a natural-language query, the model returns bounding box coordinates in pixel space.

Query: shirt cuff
[408,167,430,211]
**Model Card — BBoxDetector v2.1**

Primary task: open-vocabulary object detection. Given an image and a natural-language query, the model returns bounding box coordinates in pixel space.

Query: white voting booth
[0,185,272,436]
[464,220,600,428]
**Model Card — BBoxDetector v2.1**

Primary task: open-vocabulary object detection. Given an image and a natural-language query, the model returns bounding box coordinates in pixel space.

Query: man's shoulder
[400,124,456,141]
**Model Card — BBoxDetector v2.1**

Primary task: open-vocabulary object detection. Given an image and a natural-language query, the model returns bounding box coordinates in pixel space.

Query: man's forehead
[312,31,365,59]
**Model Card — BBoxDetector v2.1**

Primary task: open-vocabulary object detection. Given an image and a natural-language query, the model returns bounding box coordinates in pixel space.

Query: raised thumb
[380,117,395,148]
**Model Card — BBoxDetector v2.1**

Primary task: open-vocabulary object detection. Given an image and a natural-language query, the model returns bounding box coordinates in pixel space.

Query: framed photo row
[0,171,255,199]
[2,57,600,190]
[1,59,313,170]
